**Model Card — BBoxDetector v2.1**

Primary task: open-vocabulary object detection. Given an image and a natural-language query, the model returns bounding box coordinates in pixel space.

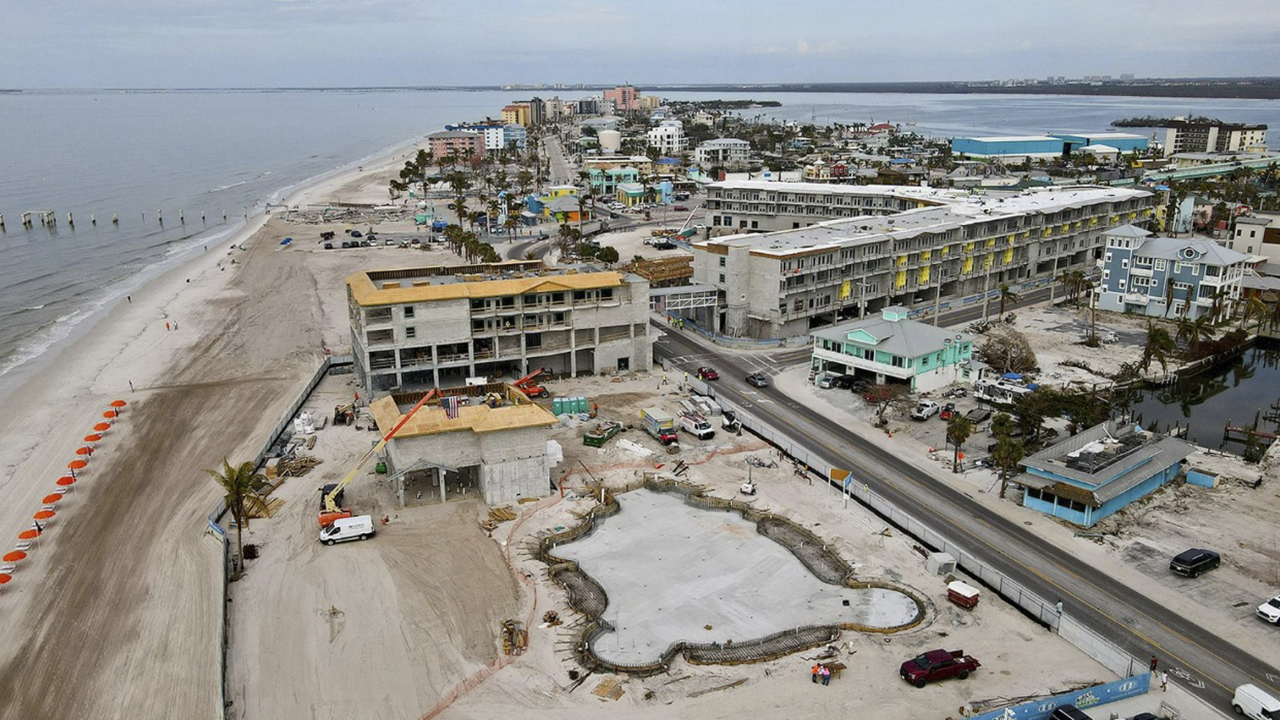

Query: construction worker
[811,663,820,684]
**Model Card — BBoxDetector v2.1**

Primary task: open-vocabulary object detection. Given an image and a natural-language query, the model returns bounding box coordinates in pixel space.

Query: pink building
[427,130,485,163]
[603,85,640,112]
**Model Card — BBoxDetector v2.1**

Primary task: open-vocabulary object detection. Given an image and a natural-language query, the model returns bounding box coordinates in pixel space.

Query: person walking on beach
[1160,671,1168,692]
[1149,656,1158,673]
[165,321,170,331]
[820,665,831,686]
[811,663,820,684]
[128,381,135,393]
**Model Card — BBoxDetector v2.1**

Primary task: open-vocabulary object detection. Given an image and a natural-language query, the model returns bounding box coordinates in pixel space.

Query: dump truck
[640,407,678,445]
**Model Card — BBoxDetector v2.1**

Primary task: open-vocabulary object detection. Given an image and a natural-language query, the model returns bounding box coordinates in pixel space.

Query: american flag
[441,396,461,420]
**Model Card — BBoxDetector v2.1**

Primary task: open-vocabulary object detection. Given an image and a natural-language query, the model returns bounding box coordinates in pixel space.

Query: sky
[3,0,1280,89]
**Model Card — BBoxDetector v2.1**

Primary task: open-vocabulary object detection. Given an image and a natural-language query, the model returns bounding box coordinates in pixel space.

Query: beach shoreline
[0,129,430,719]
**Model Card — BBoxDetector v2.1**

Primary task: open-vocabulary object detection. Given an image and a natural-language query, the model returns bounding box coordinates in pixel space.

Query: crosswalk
[660,351,800,376]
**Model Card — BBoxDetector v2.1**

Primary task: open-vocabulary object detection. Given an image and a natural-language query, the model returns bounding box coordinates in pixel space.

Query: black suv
[1169,548,1221,577]
[1049,705,1092,720]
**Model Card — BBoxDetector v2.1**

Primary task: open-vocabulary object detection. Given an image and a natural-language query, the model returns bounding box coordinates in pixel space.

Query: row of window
[1024,487,1090,513]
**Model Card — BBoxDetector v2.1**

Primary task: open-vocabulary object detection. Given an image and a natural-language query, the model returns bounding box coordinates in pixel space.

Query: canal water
[1119,344,1280,456]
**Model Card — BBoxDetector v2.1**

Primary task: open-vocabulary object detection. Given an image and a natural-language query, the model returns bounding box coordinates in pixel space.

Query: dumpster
[946,580,980,610]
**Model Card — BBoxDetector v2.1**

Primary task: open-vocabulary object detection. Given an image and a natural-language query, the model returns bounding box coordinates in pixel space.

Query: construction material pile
[276,455,323,478]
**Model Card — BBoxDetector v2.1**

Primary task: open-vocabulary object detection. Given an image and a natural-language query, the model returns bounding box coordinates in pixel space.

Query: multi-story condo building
[1096,226,1248,320]
[502,124,527,152]
[695,138,752,169]
[427,130,485,162]
[647,120,687,156]
[705,180,953,234]
[501,104,530,126]
[1160,121,1268,157]
[690,184,1154,338]
[603,85,641,112]
[347,261,653,394]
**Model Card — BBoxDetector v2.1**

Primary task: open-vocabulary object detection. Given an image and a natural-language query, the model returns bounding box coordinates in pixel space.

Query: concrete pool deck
[555,488,921,665]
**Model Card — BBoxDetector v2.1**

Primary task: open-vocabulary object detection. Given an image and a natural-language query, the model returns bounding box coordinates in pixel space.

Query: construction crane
[319,388,439,527]
[514,367,551,398]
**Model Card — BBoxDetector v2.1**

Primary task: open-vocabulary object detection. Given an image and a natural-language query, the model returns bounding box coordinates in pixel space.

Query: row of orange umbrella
[0,400,127,591]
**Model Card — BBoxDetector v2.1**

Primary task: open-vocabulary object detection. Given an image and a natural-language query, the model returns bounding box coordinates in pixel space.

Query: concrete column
[440,469,447,503]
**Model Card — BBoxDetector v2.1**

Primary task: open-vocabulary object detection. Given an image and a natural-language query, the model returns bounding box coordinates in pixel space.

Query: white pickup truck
[680,413,716,440]
[910,401,940,420]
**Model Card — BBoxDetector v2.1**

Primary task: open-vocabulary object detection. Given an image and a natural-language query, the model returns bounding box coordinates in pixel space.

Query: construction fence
[534,476,926,677]
[687,377,1146,681]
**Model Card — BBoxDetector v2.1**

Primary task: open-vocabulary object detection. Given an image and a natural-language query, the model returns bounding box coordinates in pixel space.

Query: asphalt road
[652,322,1279,714]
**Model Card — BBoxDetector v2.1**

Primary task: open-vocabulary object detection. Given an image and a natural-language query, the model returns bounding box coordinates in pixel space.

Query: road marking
[1268,672,1280,684]
[736,383,1250,697]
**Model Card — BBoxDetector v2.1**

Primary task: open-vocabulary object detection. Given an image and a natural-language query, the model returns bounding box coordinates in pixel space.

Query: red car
[674,205,690,211]
[696,366,719,381]
[900,649,980,688]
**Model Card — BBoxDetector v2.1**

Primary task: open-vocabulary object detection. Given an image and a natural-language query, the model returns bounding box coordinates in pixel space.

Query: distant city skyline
[3,0,1279,89]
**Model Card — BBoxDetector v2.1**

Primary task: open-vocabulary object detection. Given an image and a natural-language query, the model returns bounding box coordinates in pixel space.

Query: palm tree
[991,436,1026,499]
[1187,314,1217,352]
[946,415,972,474]
[1242,294,1268,332]
[207,459,269,580]
[1140,320,1177,373]
[1068,270,1086,305]
[998,283,1018,319]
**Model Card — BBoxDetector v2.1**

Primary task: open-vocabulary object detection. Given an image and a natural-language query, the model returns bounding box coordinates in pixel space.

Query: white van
[319,515,376,546]
[1233,684,1280,720]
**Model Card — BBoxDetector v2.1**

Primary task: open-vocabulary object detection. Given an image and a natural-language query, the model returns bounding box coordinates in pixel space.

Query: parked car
[318,515,376,546]
[341,241,353,249]
[832,374,858,389]
[1048,706,1093,720]
[652,241,677,250]
[350,230,363,238]
[899,649,980,688]
[1257,595,1280,624]
[964,407,992,424]
[385,238,396,246]
[673,205,689,211]
[815,372,836,389]
[943,386,967,399]
[911,401,940,421]
[696,366,719,381]
[410,237,421,245]
[1169,548,1221,577]
[323,242,334,250]
[939,402,957,420]
[745,372,770,388]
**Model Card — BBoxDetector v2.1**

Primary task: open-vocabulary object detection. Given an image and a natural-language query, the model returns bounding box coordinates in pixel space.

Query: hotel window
[719,257,726,267]
[403,306,415,319]
[1154,259,1166,270]
[405,327,416,338]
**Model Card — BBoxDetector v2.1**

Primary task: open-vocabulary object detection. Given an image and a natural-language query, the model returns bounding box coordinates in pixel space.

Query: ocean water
[2,89,1279,396]
[0,89,513,393]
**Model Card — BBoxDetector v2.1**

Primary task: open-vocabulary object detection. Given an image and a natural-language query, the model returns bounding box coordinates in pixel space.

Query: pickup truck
[899,649,980,688]
[679,413,715,440]
[640,407,678,445]
[910,401,940,420]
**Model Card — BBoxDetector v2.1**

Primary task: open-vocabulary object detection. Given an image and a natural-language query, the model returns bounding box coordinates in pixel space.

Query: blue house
[1097,224,1250,319]
[1013,420,1193,527]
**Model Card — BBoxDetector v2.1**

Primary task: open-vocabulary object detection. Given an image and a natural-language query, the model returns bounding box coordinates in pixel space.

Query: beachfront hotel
[691,183,1155,338]
[346,261,652,395]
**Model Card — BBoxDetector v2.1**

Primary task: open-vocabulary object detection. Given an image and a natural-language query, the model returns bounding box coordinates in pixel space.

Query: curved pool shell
[535,478,928,676]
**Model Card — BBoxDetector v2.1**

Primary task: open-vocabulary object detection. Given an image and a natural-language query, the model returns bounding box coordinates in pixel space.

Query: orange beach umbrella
[110,400,127,409]
[75,446,92,456]
[56,477,75,488]
[0,574,11,586]
[2,551,27,563]
[93,422,110,432]
[33,510,55,521]
[18,529,39,540]
[102,410,117,420]
[84,434,102,443]
[42,494,63,504]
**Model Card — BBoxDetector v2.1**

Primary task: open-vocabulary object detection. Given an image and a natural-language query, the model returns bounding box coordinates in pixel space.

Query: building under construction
[369,382,561,506]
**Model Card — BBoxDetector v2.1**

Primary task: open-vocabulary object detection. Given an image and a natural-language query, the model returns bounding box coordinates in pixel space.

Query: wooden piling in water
[112,213,118,224]
[179,209,184,224]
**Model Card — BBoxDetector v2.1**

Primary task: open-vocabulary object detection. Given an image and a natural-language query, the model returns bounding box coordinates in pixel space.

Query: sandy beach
[0,140,437,719]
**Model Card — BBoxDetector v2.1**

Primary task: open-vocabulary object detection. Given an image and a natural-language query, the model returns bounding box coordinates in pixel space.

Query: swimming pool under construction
[536,479,927,675]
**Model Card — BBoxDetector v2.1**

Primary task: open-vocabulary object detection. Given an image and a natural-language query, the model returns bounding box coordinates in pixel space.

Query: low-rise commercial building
[691,183,1154,338]
[1096,225,1249,319]
[952,132,1148,159]
[1227,214,1280,262]
[695,138,752,169]
[588,167,639,196]
[1012,420,1194,527]
[704,180,952,234]
[347,261,652,394]
[371,383,559,507]
[810,306,976,392]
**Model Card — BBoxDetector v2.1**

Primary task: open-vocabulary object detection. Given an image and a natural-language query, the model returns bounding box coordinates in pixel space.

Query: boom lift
[319,388,439,527]
[514,368,551,398]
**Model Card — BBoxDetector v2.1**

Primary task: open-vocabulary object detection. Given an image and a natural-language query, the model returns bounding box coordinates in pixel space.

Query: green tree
[1187,314,1217,353]
[946,415,973,473]
[596,246,620,266]
[207,459,269,580]
[1140,320,1177,373]
[991,436,1026,499]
